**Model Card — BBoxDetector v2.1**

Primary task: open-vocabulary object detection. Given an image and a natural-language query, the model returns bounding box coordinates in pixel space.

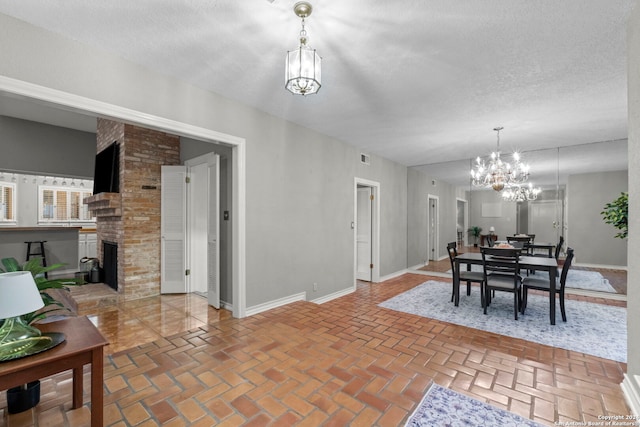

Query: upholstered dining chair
[446,242,485,304]
[480,247,522,320]
[521,247,574,322]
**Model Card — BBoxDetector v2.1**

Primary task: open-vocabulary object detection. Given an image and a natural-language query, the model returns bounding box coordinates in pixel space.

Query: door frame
[0,76,248,318]
[427,194,439,262]
[354,178,380,284]
[456,197,468,247]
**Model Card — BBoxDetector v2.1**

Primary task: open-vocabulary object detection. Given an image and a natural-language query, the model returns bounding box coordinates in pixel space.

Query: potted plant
[468,226,483,247]
[601,192,628,239]
[0,257,80,413]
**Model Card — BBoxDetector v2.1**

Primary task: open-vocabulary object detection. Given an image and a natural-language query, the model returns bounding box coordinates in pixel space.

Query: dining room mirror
[407,138,627,296]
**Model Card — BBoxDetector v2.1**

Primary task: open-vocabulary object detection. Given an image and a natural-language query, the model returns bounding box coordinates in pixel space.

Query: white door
[185,153,220,308]
[428,196,438,261]
[161,166,187,293]
[356,186,372,281]
[206,155,220,309]
[189,163,209,294]
[529,200,560,244]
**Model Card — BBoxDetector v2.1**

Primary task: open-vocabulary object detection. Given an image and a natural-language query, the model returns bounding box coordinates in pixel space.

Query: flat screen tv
[92,141,120,194]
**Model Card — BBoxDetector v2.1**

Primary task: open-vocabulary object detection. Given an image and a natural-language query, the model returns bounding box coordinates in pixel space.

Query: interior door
[206,154,220,309]
[189,163,209,295]
[161,166,187,293]
[529,200,559,244]
[428,196,438,261]
[185,153,220,308]
[356,186,372,281]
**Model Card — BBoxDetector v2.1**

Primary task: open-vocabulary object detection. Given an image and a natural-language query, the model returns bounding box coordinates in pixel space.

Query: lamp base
[0,316,43,359]
[7,381,40,414]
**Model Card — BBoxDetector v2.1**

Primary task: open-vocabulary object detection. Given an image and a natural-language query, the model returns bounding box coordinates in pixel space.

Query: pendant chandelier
[470,127,530,191]
[285,2,322,96]
[501,183,541,202]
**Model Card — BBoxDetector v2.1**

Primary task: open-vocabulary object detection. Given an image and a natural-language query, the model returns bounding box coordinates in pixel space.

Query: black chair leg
[560,291,567,322]
[467,282,471,296]
[521,288,528,314]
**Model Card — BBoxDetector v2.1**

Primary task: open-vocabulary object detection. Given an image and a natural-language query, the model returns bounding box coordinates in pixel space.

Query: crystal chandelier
[285,2,322,96]
[470,127,530,191]
[501,183,541,202]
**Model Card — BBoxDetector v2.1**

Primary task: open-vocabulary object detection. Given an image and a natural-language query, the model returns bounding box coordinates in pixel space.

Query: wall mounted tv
[93,141,120,194]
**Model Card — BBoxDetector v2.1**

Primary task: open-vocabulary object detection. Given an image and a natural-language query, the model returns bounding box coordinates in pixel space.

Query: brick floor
[0,273,629,426]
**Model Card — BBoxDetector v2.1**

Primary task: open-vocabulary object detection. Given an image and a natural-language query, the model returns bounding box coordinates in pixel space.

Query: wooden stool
[25,240,48,278]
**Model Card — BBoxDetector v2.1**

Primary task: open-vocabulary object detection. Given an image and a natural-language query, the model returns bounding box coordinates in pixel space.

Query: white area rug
[447,265,617,293]
[405,382,545,427]
[379,280,626,362]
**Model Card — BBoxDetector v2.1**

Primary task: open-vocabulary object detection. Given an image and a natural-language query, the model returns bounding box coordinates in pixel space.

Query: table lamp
[0,271,45,358]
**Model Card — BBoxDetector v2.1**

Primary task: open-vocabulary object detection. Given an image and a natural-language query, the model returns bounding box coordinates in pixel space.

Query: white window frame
[38,185,94,224]
[0,182,17,224]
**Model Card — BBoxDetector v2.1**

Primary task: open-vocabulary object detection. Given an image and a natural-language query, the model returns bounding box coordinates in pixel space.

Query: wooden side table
[0,316,108,426]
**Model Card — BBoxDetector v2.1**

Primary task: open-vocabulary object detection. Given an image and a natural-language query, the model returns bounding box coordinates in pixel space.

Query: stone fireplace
[85,118,180,300]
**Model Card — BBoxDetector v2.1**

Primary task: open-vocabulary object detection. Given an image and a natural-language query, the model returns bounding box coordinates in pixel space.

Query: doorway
[354,178,380,283]
[160,153,221,308]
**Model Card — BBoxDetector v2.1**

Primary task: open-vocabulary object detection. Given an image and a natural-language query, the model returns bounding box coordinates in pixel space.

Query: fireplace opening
[103,241,118,291]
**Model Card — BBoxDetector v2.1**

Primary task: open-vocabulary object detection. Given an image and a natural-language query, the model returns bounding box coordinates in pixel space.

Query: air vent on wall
[360,153,370,165]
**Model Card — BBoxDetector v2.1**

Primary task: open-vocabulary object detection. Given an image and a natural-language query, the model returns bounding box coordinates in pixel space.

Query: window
[0,182,16,223]
[39,186,94,223]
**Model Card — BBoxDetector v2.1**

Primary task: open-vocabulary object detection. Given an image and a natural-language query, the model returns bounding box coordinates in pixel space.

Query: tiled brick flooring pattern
[0,273,629,426]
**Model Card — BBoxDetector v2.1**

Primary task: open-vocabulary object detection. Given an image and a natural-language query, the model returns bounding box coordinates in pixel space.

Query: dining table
[453,252,559,325]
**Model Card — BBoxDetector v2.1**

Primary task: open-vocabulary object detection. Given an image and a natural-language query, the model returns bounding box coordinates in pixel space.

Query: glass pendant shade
[285,44,322,95]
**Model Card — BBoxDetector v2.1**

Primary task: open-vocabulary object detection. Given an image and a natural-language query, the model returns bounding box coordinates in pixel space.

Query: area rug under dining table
[379,280,626,362]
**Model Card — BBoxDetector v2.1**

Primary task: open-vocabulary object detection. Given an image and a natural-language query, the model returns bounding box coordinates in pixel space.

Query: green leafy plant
[467,226,483,246]
[601,192,628,239]
[0,257,80,325]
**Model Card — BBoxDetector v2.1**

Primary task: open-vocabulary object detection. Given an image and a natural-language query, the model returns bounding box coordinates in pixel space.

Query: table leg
[72,367,83,409]
[549,267,556,325]
[91,348,104,427]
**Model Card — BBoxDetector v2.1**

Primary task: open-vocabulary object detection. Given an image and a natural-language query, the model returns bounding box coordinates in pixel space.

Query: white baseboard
[379,268,410,282]
[245,292,307,317]
[310,286,355,304]
[622,374,640,416]
[573,262,627,270]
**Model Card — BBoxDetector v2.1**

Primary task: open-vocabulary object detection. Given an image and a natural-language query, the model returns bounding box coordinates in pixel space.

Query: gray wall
[567,170,627,266]
[0,13,409,308]
[627,1,640,389]
[408,168,460,267]
[468,190,518,240]
[0,116,96,178]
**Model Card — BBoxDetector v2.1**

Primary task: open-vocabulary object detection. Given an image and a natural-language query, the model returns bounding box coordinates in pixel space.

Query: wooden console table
[0,317,108,426]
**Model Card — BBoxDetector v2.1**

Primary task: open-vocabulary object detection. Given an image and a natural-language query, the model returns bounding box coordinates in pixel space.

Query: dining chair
[447,242,485,304]
[485,234,496,247]
[554,236,565,260]
[480,246,522,320]
[521,247,574,322]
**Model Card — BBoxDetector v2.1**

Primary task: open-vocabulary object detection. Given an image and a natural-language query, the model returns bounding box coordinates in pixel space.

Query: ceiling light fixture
[501,183,541,202]
[285,1,321,96]
[470,127,530,191]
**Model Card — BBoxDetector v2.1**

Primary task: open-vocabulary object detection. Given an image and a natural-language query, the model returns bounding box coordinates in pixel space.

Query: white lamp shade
[0,271,44,319]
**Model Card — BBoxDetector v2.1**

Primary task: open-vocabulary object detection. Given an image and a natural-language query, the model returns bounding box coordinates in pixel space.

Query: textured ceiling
[0,0,634,187]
